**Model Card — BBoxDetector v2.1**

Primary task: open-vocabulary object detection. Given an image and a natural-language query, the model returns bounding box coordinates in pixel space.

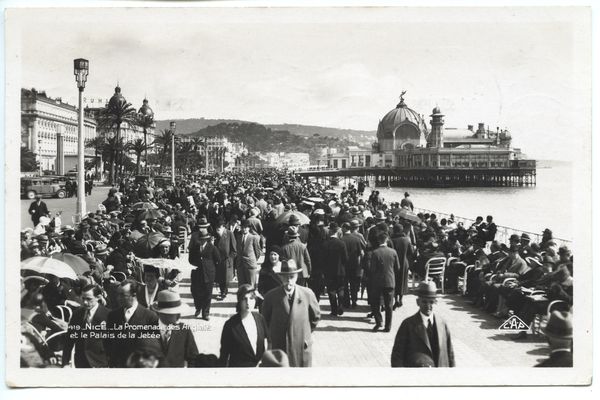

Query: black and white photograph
[3,2,595,388]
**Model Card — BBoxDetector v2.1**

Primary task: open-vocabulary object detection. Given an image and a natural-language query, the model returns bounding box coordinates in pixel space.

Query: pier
[297,164,536,188]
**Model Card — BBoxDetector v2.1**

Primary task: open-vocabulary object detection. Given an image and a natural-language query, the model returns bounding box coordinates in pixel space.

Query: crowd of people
[20,168,574,369]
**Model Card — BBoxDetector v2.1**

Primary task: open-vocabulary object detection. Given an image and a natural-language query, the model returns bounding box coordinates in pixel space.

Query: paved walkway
[178,272,550,367]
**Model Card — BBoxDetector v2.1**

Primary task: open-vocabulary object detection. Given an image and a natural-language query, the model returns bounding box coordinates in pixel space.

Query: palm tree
[126,139,148,174]
[21,146,39,172]
[85,136,107,179]
[153,129,175,173]
[97,86,138,183]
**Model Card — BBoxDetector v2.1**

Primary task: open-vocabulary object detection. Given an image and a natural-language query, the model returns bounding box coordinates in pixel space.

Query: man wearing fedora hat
[535,310,573,367]
[391,281,455,367]
[261,259,321,367]
[189,228,222,320]
[281,226,312,287]
[235,219,262,288]
[149,289,199,367]
[368,231,400,332]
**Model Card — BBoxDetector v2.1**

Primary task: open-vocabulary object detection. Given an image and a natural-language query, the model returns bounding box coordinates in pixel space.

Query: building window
[333,159,338,168]
[342,159,347,168]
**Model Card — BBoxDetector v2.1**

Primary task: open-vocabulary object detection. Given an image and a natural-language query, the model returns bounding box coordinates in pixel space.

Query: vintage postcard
[4,3,593,387]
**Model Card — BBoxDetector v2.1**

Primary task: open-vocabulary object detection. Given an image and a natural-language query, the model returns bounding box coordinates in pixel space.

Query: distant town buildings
[21,88,97,172]
[21,86,156,174]
[236,151,310,170]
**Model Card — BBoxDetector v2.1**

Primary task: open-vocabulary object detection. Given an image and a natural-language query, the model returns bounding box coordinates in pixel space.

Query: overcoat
[391,312,455,367]
[261,285,320,367]
[390,234,414,296]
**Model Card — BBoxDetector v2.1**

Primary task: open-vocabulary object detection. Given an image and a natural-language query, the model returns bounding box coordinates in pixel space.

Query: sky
[8,6,591,160]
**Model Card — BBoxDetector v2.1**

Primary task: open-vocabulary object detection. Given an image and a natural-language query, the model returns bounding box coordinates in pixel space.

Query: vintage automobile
[21,176,67,199]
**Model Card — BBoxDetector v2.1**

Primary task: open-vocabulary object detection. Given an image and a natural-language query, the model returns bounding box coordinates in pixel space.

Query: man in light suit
[62,284,110,368]
[236,219,262,288]
[105,279,159,368]
[391,280,455,367]
[261,260,321,367]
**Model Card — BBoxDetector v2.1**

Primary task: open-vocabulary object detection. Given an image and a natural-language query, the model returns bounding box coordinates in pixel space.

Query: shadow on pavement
[316,325,378,333]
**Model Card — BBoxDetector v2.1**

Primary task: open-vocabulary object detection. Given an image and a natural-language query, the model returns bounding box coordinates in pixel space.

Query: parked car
[21,176,67,199]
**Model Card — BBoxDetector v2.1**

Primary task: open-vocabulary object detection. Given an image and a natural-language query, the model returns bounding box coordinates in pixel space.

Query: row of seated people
[438,234,573,340]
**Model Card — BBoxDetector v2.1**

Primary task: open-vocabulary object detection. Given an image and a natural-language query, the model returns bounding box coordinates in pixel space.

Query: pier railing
[413,207,571,248]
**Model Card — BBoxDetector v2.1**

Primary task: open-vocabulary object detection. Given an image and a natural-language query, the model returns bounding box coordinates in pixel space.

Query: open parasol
[391,208,421,223]
[132,201,159,210]
[137,209,164,221]
[21,257,79,280]
[275,210,310,226]
[134,232,167,258]
[50,253,91,276]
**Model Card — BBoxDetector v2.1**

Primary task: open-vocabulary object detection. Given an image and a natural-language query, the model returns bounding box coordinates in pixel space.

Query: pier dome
[377,94,428,151]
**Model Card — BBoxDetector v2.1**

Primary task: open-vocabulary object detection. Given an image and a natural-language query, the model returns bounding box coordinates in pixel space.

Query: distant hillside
[155,118,249,134]
[265,124,376,140]
[183,122,358,163]
[155,119,375,143]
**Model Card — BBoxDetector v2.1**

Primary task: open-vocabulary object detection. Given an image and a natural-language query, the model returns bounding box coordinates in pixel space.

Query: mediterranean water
[351,164,573,242]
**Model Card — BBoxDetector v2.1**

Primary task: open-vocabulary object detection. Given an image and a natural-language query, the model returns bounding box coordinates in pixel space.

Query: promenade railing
[413,207,572,248]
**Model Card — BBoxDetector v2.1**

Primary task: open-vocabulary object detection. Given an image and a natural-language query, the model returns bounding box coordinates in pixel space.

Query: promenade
[179,273,551,367]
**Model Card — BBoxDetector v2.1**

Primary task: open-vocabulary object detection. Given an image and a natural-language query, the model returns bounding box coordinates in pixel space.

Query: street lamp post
[74,58,89,221]
[170,121,176,186]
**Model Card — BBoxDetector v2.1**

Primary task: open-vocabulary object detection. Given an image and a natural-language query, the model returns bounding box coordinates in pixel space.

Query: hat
[350,206,360,215]
[375,210,386,221]
[341,222,351,230]
[312,209,325,216]
[242,219,252,228]
[558,246,571,256]
[236,284,257,303]
[151,290,190,315]
[161,225,173,234]
[143,264,160,275]
[198,229,211,240]
[268,245,283,257]
[543,228,553,235]
[197,217,210,228]
[288,215,301,226]
[286,226,299,238]
[542,310,572,340]
[157,238,171,248]
[95,243,109,256]
[404,192,410,197]
[521,233,531,242]
[259,349,289,367]
[350,219,361,229]
[509,234,520,242]
[416,280,438,298]
[277,259,302,275]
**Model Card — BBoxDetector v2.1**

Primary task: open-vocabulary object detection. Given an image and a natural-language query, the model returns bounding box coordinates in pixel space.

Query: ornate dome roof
[108,86,127,109]
[377,95,428,138]
[138,98,154,118]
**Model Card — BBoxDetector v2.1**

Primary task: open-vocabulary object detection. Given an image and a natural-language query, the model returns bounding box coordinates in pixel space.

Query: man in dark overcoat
[391,281,455,367]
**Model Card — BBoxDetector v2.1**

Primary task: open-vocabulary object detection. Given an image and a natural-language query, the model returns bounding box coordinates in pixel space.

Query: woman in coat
[219,284,268,367]
[258,246,284,307]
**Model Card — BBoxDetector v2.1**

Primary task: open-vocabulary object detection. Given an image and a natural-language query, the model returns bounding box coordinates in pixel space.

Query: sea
[344,163,573,243]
